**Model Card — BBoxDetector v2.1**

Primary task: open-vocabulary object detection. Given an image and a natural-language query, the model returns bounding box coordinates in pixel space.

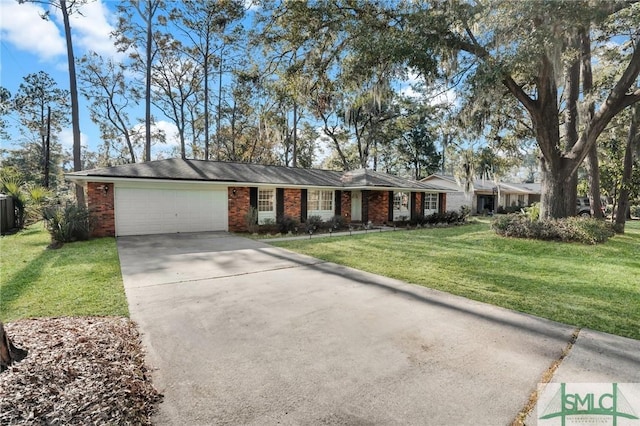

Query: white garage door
[115,186,228,236]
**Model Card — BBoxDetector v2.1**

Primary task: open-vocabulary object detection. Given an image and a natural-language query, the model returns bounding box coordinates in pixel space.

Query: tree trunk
[614,105,640,233]
[179,98,186,159]
[60,0,85,205]
[292,100,298,167]
[0,321,27,373]
[586,145,603,218]
[119,116,136,163]
[44,105,51,188]
[203,42,210,161]
[580,28,603,219]
[144,0,153,162]
[216,54,223,161]
[540,156,578,219]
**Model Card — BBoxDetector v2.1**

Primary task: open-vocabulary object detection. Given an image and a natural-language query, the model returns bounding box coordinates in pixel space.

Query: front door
[351,190,362,221]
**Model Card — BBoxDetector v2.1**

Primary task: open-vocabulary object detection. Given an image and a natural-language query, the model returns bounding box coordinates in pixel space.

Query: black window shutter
[300,189,308,222]
[362,190,369,223]
[334,190,341,216]
[249,187,258,225]
[388,191,394,222]
[250,187,258,209]
[276,188,285,219]
[421,192,426,213]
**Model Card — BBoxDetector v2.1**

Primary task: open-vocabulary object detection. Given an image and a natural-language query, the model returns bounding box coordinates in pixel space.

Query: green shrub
[491,214,615,244]
[259,217,279,234]
[43,203,93,244]
[277,215,299,234]
[305,215,324,233]
[329,215,347,230]
[631,205,640,218]
[245,207,258,233]
[498,205,523,214]
[459,205,471,221]
[445,210,461,224]
[524,202,540,221]
[25,185,53,224]
[411,214,425,226]
[425,212,442,224]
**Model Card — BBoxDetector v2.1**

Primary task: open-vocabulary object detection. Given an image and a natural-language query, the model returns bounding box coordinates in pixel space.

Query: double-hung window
[393,191,410,220]
[258,188,276,224]
[307,190,334,220]
[424,193,438,214]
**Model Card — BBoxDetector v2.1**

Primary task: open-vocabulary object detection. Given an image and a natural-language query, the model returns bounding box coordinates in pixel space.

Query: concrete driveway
[117,233,640,425]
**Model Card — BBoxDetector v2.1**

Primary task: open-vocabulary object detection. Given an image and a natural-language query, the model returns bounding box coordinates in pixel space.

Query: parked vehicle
[576,197,607,217]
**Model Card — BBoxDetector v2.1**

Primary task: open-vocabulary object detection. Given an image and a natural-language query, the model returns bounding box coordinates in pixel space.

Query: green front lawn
[0,224,128,321]
[272,220,640,340]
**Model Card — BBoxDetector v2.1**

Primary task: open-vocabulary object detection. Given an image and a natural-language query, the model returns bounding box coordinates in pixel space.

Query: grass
[0,224,129,322]
[271,220,640,340]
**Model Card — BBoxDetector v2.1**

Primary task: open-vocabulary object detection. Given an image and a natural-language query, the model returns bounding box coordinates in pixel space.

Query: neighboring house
[421,174,541,214]
[65,158,452,237]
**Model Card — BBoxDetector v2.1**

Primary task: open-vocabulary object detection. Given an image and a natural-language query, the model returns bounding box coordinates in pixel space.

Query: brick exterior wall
[86,182,445,235]
[439,193,447,213]
[367,191,390,225]
[415,192,424,218]
[228,187,251,232]
[341,191,352,222]
[87,182,115,238]
[283,189,301,220]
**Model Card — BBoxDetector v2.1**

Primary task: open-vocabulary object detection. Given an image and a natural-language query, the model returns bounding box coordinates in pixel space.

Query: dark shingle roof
[67,158,449,191]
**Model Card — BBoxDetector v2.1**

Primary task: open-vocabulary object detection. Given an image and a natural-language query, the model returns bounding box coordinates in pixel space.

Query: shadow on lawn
[1,249,53,319]
[269,223,640,341]
[0,237,120,320]
[258,245,573,342]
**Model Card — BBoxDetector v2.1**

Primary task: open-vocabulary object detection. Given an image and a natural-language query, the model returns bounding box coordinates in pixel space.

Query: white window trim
[258,187,276,224]
[393,191,410,221]
[307,189,335,221]
[424,192,439,215]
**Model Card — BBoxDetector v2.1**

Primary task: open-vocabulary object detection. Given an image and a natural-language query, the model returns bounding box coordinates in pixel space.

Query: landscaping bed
[0,317,161,425]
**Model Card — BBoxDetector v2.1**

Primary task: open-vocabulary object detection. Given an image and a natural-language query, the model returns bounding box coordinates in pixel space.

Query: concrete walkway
[117,232,640,425]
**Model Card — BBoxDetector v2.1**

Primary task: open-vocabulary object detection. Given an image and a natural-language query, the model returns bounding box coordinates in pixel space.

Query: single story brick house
[65,158,452,237]
[421,174,541,214]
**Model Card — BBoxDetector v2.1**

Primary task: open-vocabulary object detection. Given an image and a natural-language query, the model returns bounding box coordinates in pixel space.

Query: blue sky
[0,0,186,157]
[0,0,452,164]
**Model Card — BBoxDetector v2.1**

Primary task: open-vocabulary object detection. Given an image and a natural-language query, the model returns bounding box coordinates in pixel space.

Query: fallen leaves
[0,317,162,425]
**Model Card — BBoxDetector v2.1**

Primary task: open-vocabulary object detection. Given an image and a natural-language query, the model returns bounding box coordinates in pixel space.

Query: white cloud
[428,88,457,107]
[244,0,261,11]
[57,127,89,150]
[130,120,180,157]
[65,0,121,59]
[0,0,120,62]
[0,0,65,60]
[153,120,179,147]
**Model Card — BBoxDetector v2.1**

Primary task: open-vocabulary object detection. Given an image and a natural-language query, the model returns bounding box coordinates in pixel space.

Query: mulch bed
[0,317,162,425]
